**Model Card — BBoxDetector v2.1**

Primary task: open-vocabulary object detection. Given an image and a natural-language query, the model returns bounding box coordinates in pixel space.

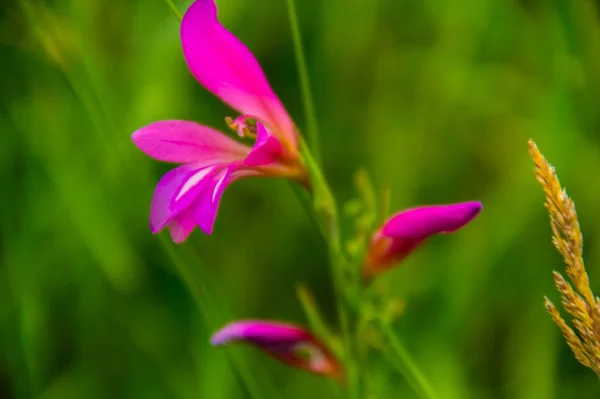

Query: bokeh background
[3,0,600,397]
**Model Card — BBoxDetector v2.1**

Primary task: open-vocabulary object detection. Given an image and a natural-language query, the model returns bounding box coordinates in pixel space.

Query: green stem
[300,145,360,398]
[296,284,337,350]
[285,0,321,165]
[288,182,328,240]
[379,322,436,399]
[164,0,183,21]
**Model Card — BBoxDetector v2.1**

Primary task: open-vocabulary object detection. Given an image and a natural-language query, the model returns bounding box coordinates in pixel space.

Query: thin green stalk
[288,182,328,240]
[379,351,427,398]
[296,284,337,349]
[331,252,360,398]
[285,0,321,165]
[296,285,344,398]
[379,322,436,399]
[300,145,360,398]
[164,0,183,21]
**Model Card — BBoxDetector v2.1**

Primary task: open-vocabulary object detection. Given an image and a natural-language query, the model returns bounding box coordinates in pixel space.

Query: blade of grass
[379,322,436,399]
[296,284,337,350]
[296,285,344,397]
[285,0,321,165]
[164,0,183,21]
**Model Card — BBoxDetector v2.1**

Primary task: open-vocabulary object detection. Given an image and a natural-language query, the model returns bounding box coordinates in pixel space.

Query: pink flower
[211,320,342,378]
[362,201,482,280]
[132,0,307,242]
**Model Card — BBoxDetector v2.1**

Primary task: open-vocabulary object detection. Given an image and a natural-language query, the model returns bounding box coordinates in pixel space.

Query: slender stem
[296,284,337,349]
[331,252,359,398]
[164,0,183,21]
[326,208,359,399]
[288,182,328,240]
[379,322,436,399]
[300,145,359,398]
[285,0,321,165]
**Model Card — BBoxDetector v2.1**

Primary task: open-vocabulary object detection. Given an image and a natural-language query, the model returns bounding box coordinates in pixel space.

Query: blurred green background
[3,0,600,397]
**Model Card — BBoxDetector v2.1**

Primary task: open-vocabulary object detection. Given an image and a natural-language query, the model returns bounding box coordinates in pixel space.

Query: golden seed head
[530,140,600,376]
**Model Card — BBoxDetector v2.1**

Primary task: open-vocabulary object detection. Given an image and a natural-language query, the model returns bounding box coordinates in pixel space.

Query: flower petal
[181,0,297,153]
[168,208,197,243]
[149,163,217,234]
[382,201,482,238]
[244,123,284,166]
[362,201,482,281]
[190,166,261,234]
[132,120,250,163]
[211,320,341,377]
[192,166,234,235]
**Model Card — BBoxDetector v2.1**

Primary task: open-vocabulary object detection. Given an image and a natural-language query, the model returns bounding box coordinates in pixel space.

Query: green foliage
[3,0,600,397]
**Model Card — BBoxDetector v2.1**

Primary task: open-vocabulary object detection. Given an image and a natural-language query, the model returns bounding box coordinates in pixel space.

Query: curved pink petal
[382,201,482,239]
[149,163,218,233]
[181,0,297,153]
[132,120,250,163]
[192,166,235,235]
[191,163,264,234]
[150,162,261,240]
[211,320,341,377]
[244,123,284,166]
[211,320,310,346]
[363,201,482,281]
[168,208,197,243]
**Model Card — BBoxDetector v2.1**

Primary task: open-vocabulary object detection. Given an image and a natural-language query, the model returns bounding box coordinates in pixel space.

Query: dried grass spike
[544,297,592,369]
[530,139,600,377]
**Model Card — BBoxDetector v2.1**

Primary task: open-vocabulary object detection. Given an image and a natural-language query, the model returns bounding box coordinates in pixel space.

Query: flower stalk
[299,138,360,396]
[150,2,480,397]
